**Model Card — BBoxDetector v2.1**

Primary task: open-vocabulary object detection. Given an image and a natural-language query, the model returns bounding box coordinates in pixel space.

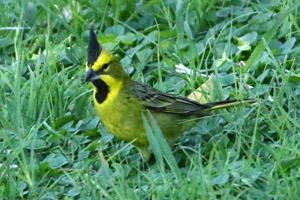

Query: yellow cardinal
[85,28,254,160]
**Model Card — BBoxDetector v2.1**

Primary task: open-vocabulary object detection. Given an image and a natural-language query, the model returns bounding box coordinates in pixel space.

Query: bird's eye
[102,63,109,70]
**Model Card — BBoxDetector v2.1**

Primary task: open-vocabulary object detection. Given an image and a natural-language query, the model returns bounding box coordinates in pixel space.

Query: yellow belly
[93,77,198,152]
[94,91,149,147]
[95,99,196,148]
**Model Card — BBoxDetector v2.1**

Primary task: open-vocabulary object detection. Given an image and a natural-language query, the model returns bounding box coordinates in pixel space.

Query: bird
[85,27,255,160]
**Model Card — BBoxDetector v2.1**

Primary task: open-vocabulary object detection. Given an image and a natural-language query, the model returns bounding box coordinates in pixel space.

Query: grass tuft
[0,0,299,199]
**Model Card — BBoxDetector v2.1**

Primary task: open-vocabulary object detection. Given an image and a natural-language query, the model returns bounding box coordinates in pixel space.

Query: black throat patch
[92,79,109,104]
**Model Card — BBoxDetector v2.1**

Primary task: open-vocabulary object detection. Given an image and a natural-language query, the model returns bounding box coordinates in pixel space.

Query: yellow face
[89,50,112,72]
[86,27,128,83]
[85,27,112,82]
[85,49,120,84]
[85,49,113,82]
[85,28,126,106]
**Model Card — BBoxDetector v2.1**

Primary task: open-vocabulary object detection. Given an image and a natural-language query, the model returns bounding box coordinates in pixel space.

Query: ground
[0,0,300,199]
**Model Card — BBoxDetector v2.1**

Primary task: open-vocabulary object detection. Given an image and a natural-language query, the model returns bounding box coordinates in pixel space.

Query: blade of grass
[143,111,181,181]
[244,1,300,72]
[142,114,165,171]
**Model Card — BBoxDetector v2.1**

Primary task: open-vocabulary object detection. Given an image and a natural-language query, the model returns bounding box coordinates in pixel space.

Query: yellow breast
[93,76,148,147]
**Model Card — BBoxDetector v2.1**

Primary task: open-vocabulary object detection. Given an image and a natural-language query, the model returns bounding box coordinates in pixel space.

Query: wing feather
[129,81,210,115]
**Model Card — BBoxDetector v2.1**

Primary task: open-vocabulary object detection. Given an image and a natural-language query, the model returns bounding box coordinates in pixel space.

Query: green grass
[0,0,300,199]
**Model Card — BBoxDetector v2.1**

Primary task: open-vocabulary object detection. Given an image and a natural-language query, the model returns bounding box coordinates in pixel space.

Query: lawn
[0,0,300,199]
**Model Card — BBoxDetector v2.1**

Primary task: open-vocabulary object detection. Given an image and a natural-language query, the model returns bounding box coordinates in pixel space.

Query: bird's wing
[129,81,210,115]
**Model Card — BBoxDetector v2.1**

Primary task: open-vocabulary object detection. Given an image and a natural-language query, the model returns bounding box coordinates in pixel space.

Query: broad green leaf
[26,139,48,150]
[43,154,68,169]
[211,174,229,185]
[219,73,236,86]
[104,25,125,36]
[116,32,136,45]
[0,38,14,48]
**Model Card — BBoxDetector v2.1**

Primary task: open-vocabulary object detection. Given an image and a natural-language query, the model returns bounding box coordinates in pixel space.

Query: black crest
[88,27,101,66]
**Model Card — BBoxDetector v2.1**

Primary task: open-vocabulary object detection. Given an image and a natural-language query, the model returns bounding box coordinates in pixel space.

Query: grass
[0,0,300,199]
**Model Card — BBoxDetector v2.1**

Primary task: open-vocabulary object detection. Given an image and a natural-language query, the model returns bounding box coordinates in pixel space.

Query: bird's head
[85,27,127,85]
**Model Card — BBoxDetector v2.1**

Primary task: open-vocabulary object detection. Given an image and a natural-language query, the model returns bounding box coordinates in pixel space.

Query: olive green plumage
[85,28,255,160]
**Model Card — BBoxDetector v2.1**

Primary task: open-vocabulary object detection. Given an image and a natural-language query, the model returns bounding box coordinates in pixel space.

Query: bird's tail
[204,99,256,111]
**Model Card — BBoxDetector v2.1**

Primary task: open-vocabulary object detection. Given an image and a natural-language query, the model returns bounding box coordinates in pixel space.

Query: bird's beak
[85,68,100,82]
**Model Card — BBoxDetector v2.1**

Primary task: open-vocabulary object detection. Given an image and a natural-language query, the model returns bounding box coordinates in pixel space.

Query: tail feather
[205,99,256,111]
